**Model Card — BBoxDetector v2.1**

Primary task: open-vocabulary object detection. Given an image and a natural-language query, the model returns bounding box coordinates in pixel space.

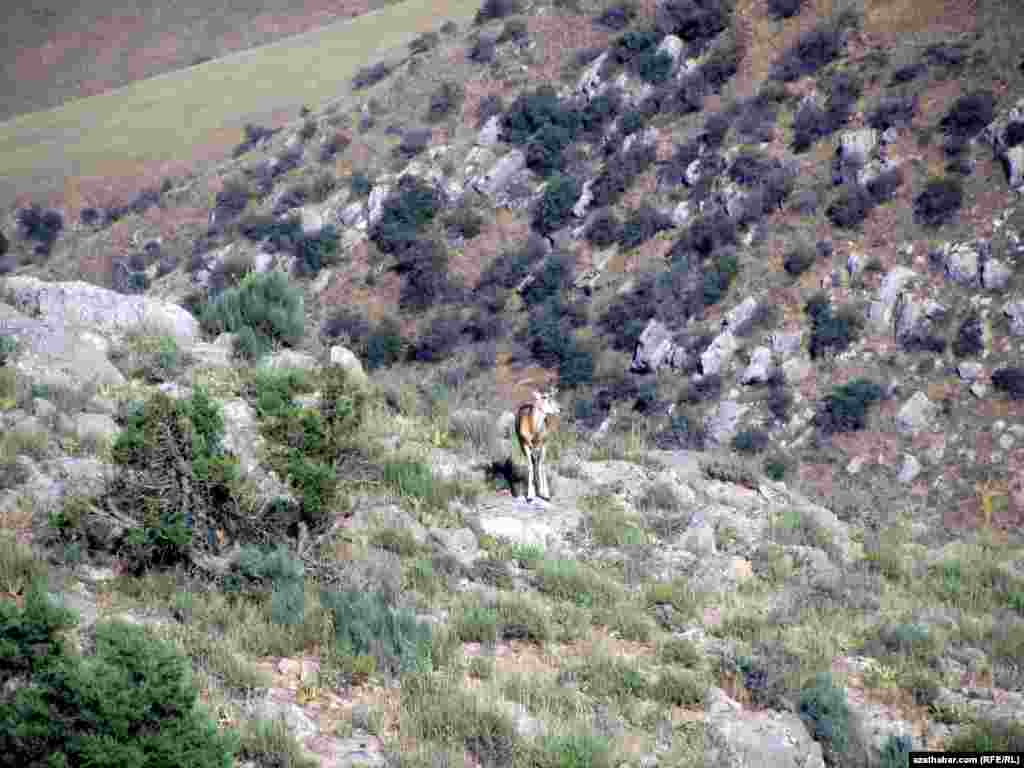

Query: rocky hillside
[0,0,1023,766]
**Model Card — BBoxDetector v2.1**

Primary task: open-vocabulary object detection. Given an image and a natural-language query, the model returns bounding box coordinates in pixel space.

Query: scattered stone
[1003,299,1024,336]
[740,347,773,385]
[477,115,501,147]
[982,258,1012,291]
[897,454,922,484]
[957,361,984,381]
[700,331,738,376]
[895,392,940,435]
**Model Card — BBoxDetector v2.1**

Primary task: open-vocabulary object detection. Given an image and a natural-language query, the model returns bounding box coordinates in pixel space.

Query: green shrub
[945,717,1024,752]
[805,292,863,359]
[0,335,18,366]
[816,378,883,434]
[0,591,237,767]
[246,367,314,420]
[350,171,373,198]
[532,174,581,234]
[501,85,581,146]
[199,271,304,360]
[878,734,912,768]
[365,317,406,370]
[763,455,787,481]
[732,428,770,455]
[428,81,466,122]
[799,673,851,758]
[370,175,443,255]
[637,49,674,84]
[293,225,340,278]
[320,589,432,676]
[110,388,239,573]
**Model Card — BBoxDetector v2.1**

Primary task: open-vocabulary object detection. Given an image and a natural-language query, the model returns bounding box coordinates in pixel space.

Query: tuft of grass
[237,718,318,768]
[382,457,480,516]
[534,558,624,609]
[581,492,647,547]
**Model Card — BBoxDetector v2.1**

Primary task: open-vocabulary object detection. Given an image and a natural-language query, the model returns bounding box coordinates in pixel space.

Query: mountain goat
[515,387,561,502]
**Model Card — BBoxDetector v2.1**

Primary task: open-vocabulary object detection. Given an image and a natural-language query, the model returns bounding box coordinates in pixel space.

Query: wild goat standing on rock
[515,387,561,502]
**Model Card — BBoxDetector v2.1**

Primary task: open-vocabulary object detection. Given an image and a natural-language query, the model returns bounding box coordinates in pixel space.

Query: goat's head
[534,387,562,416]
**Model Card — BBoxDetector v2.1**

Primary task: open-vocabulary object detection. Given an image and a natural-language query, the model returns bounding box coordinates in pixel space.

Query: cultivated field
[0,0,481,212]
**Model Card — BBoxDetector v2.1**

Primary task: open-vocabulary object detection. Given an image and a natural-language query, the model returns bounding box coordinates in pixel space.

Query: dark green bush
[595,3,636,30]
[501,85,581,146]
[468,35,497,63]
[16,205,63,252]
[763,456,787,481]
[445,204,485,239]
[320,589,432,676]
[352,61,395,90]
[655,0,731,47]
[637,50,674,84]
[620,205,673,249]
[953,312,984,357]
[293,225,340,278]
[0,335,18,367]
[521,252,574,306]
[992,367,1024,400]
[199,271,304,359]
[587,209,622,248]
[365,317,406,370]
[702,247,740,306]
[784,245,815,276]
[396,238,455,312]
[798,672,851,758]
[827,184,874,229]
[805,292,863,359]
[370,175,443,255]
[558,337,596,389]
[769,18,849,82]
[732,428,770,455]
[110,388,239,573]
[914,177,963,228]
[475,0,521,24]
[350,171,373,198]
[767,0,801,19]
[589,143,656,208]
[532,174,582,234]
[612,28,661,65]
[526,122,573,176]
[0,598,237,768]
[428,81,466,122]
[945,717,1024,753]
[816,378,883,434]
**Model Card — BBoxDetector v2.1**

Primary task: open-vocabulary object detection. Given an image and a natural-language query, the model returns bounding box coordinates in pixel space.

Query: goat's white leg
[524,444,536,500]
[538,443,549,499]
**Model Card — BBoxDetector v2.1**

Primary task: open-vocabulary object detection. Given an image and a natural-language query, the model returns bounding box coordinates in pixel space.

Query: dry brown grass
[524,13,617,85]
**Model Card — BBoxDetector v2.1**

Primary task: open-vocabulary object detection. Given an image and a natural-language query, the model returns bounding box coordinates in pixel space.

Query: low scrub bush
[799,673,852,762]
[655,0,731,49]
[940,91,996,144]
[352,61,395,90]
[365,317,406,370]
[769,17,850,82]
[110,388,239,573]
[816,378,883,434]
[953,312,985,357]
[914,177,963,228]
[589,143,656,208]
[501,85,582,146]
[428,81,466,122]
[992,367,1024,399]
[371,174,444,255]
[16,205,63,255]
[783,244,815,276]
[595,3,636,30]
[321,589,432,676]
[826,184,874,229]
[413,312,465,362]
[445,204,484,239]
[0,590,238,766]
[867,94,917,130]
[586,209,622,248]
[475,0,520,24]
[806,292,863,359]
[767,0,801,19]
[732,428,770,455]
[532,174,581,234]
[620,205,673,249]
[199,271,304,360]
[468,34,497,63]
[476,94,504,128]
[866,167,903,205]
[213,177,252,222]
[398,128,433,158]
[395,238,456,312]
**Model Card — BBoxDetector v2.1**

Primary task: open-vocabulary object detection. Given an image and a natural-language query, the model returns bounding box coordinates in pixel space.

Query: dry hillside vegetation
[1,0,1024,766]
